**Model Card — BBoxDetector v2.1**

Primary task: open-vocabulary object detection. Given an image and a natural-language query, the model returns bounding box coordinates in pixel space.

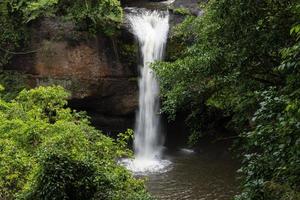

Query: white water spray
[120,10,171,174]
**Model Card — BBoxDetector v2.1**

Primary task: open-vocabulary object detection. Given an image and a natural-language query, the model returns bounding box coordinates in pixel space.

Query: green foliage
[118,42,138,69]
[155,0,298,122]
[0,0,29,67]
[171,7,191,16]
[235,89,300,200]
[0,86,151,200]
[153,0,300,199]
[0,0,123,67]
[8,0,123,32]
[62,0,123,35]
[0,70,27,101]
[116,129,134,157]
[8,0,59,23]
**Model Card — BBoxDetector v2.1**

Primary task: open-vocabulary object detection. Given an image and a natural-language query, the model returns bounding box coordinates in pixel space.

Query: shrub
[0,85,151,200]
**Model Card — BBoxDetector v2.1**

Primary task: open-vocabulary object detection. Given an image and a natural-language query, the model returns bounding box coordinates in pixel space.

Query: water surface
[145,146,239,200]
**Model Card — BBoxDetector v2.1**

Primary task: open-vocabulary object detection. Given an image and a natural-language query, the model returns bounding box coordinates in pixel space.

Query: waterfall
[120,10,171,174]
[130,10,169,159]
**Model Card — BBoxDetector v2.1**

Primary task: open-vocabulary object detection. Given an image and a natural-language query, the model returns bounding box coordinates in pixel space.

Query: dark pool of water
[145,146,239,200]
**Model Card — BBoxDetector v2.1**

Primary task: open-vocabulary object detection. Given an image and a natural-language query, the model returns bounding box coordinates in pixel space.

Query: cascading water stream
[131,11,168,160]
[120,10,171,174]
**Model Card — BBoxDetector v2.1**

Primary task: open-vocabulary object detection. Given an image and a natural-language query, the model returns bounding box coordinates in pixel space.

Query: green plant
[172,7,191,16]
[0,0,123,68]
[153,0,300,198]
[0,85,151,200]
[63,0,123,35]
[0,70,27,101]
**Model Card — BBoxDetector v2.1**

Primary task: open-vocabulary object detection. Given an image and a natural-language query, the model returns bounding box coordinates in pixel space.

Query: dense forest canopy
[154,0,300,199]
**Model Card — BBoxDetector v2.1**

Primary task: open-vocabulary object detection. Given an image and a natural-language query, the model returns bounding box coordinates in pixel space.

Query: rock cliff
[8,17,138,133]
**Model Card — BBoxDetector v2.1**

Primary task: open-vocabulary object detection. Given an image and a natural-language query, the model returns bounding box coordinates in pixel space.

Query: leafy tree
[61,0,123,35]
[0,0,28,68]
[154,0,300,198]
[0,85,151,200]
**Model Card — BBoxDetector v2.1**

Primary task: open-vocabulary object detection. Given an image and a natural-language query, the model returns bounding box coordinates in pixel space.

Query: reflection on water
[144,146,239,200]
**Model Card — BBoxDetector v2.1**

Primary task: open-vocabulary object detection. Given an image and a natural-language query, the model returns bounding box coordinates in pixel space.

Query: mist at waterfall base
[120,10,171,174]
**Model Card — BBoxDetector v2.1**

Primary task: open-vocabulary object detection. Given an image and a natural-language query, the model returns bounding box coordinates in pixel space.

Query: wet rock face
[8,18,138,132]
